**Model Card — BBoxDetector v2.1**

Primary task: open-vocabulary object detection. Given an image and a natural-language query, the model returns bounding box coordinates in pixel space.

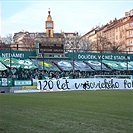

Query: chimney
[109,20,112,24]
[129,9,133,16]
[125,12,129,17]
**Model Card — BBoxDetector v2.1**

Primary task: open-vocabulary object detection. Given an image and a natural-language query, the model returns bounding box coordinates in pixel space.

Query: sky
[0,0,133,37]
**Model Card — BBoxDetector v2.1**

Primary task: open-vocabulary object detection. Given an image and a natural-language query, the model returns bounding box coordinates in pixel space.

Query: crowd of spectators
[0,67,131,80]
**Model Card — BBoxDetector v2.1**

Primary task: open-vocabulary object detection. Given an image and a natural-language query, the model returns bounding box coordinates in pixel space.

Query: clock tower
[45,9,54,37]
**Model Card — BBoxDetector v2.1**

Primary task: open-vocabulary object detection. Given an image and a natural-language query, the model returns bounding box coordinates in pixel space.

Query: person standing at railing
[2,70,7,78]
[11,68,17,79]
[0,71,2,78]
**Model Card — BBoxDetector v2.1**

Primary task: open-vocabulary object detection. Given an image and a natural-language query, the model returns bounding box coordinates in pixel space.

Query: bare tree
[93,35,126,53]
[13,32,36,51]
[64,33,80,52]
[110,41,125,53]
[1,34,13,45]
[0,38,6,50]
[79,38,92,52]
[90,35,114,52]
[97,36,111,51]
[21,36,35,51]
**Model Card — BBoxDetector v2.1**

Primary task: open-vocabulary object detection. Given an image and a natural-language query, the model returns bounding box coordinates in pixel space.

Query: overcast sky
[0,0,133,37]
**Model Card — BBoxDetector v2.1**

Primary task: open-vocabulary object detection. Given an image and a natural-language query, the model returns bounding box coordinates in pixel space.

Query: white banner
[2,78,8,86]
[14,80,32,86]
[37,78,133,91]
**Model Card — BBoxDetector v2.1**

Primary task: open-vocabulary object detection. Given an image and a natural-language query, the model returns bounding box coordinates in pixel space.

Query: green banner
[53,60,77,72]
[102,60,125,71]
[85,60,110,71]
[74,61,93,71]
[116,61,133,71]
[34,60,61,71]
[18,59,37,69]
[0,57,37,69]
[103,60,133,71]
[0,57,21,68]
[0,78,12,86]
[0,50,36,59]
[0,62,7,71]
[65,52,132,62]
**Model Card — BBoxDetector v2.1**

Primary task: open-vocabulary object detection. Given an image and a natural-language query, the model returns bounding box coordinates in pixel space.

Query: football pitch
[0,90,133,133]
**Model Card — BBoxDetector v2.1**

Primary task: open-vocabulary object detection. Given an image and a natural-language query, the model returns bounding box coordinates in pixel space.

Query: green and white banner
[33,60,60,71]
[0,78,12,86]
[0,50,36,59]
[18,59,37,69]
[0,57,20,68]
[0,62,7,71]
[65,52,133,61]
[0,57,37,69]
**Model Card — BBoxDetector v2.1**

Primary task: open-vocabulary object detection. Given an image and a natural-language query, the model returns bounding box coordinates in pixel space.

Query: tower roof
[47,8,52,21]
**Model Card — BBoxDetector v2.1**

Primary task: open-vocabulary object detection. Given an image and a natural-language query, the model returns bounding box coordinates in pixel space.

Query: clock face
[46,21,53,28]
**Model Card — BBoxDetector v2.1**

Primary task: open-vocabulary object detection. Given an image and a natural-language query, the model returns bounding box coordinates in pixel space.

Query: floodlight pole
[100,50,103,74]
[10,44,12,77]
[72,48,74,74]
[126,51,128,75]
[43,51,44,71]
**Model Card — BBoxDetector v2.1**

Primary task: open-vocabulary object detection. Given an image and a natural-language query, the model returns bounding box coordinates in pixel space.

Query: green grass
[0,90,133,133]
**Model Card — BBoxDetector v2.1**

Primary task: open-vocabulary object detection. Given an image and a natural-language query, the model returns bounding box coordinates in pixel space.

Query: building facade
[12,9,79,55]
[81,9,133,53]
[13,10,65,58]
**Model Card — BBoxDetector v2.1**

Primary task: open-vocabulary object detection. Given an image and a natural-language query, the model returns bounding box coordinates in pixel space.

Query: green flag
[18,59,37,69]
[0,62,7,71]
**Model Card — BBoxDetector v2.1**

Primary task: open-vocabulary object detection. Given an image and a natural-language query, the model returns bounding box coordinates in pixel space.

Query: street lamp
[42,51,44,71]
[9,44,12,78]
[100,50,103,74]
[125,52,128,75]
[72,48,74,74]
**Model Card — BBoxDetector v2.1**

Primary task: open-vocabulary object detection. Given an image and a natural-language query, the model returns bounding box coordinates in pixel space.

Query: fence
[0,46,133,88]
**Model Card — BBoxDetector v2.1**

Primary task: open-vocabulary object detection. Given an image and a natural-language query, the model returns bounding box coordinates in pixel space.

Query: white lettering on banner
[14,80,32,86]
[78,54,97,60]
[77,54,131,61]
[1,53,25,58]
[98,55,105,60]
[114,55,130,60]
[37,78,133,91]
[104,55,113,60]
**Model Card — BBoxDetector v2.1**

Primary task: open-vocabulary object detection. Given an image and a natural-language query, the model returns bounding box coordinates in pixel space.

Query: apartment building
[103,19,117,43]
[114,12,133,52]
[126,16,133,52]
[81,27,98,42]
[81,9,133,53]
